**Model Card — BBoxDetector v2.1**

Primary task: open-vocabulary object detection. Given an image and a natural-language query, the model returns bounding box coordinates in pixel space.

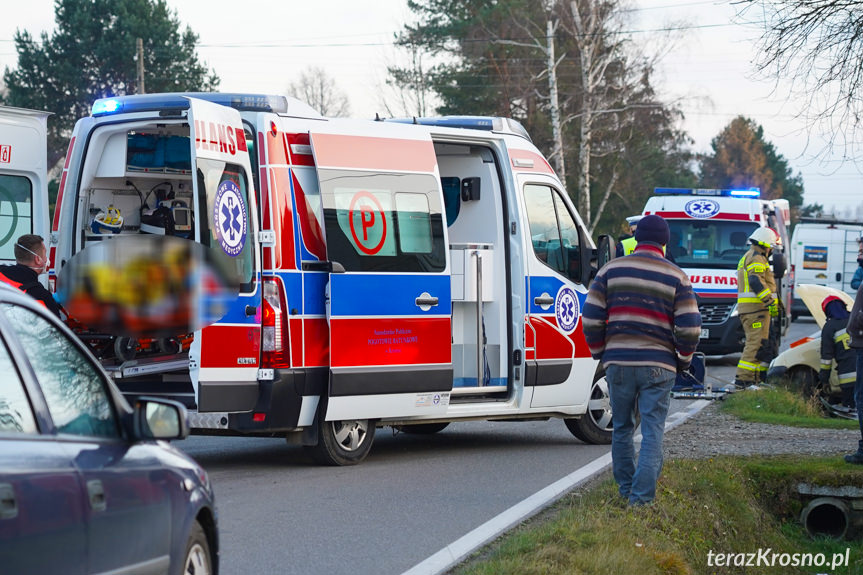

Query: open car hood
[795,284,856,329]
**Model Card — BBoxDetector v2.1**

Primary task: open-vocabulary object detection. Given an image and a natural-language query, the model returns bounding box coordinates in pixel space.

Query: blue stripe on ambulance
[330,274,452,317]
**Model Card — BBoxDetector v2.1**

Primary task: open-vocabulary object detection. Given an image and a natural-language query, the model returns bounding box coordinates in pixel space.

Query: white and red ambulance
[0,106,51,265]
[642,188,792,355]
[44,93,613,465]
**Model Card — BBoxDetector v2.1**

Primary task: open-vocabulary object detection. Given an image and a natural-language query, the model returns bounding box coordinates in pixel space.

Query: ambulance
[0,106,51,265]
[642,188,792,355]
[45,92,614,465]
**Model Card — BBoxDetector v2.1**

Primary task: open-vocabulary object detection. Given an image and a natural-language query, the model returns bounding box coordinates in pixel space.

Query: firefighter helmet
[748,227,776,248]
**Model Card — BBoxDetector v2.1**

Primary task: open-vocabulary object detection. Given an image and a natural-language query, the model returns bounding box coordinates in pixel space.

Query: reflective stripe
[757,288,771,302]
[737,360,759,372]
[820,360,833,368]
[839,372,857,384]
[746,263,767,273]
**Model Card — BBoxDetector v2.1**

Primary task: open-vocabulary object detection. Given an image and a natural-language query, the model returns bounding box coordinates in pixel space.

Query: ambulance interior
[75,122,197,248]
[434,142,509,396]
[66,120,251,389]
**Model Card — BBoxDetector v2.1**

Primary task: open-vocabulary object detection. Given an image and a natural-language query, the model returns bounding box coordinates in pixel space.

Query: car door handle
[245,305,257,317]
[87,480,107,512]
[534,295,555,306]
[415,295,440,307]
[0,483,17,520]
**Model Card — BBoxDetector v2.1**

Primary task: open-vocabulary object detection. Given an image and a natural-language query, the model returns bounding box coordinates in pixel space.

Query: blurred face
[29,243,49,274]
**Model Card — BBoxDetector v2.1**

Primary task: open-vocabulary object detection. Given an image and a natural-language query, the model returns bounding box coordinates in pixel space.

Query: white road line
[401,399,712,575]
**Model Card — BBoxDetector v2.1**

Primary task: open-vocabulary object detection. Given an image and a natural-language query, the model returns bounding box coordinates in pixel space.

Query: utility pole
[136,38,146,94]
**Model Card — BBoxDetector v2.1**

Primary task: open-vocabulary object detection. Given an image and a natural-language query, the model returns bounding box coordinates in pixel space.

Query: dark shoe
[733,379,748,390]
[844,452,863,465]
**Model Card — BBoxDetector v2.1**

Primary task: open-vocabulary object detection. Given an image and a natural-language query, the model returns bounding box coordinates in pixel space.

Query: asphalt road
[177,318,818,575]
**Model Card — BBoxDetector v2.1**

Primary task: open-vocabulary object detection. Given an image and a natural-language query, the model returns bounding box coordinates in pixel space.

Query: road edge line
[401,399,712,575]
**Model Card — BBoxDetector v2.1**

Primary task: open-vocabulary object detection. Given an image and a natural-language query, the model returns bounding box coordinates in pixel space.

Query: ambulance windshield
[666,220,759,269]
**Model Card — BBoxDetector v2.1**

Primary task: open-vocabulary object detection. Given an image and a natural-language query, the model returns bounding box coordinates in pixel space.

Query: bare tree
[738,0,863,151]
[288,66,351,117]
[382,41,435,118]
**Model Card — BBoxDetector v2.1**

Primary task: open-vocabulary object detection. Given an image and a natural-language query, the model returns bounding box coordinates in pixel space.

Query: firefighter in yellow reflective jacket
[734,227,778,387]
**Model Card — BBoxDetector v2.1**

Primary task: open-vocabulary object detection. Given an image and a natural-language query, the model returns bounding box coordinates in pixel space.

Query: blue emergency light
[384,116,532,141]
[653,187,760,198]
[91,93,289,117]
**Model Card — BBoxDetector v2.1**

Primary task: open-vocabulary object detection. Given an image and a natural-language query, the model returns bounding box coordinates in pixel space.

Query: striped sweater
[582,244,702,371]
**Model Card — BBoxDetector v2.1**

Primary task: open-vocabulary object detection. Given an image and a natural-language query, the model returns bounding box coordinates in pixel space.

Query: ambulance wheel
[307,416,376,466]
[395,422,450,434]
[565,371,613,445]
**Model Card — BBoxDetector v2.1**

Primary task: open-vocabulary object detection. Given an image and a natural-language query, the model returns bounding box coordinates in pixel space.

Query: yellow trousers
[735,310,770,383]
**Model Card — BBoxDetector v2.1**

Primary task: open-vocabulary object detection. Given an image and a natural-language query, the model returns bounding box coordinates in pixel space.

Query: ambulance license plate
[700,328,709,339]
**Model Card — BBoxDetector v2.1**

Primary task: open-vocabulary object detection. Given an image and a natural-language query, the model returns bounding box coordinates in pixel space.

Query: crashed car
[767,284,856,406]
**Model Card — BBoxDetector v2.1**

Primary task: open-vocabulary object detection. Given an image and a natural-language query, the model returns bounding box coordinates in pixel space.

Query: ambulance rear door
[309,124,453,421]
[0,107,50,266]
[187,98,262,412]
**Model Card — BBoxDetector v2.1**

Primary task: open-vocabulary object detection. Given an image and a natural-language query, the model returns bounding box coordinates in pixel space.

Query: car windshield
[666,220,759,269]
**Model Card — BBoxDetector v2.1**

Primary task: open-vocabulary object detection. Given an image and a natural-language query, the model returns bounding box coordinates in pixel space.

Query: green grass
[721,387,858,429]
[454,456,863,575]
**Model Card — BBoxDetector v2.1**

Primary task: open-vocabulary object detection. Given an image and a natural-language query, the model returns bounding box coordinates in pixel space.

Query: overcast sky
[1,0,861,213]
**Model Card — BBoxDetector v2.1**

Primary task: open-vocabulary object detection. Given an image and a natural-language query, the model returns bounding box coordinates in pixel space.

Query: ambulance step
[104,354,190,379]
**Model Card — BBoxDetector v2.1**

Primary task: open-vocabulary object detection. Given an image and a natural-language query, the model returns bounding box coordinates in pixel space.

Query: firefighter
[820,295,857,408]
[734,227,778,388]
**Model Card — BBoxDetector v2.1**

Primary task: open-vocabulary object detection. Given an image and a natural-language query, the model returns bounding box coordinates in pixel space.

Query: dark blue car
[0,284,218,574]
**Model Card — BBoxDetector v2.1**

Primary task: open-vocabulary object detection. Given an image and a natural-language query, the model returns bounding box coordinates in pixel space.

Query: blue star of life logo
[684,199,720,219]
[555,286,579,334]
[213,180,247,257]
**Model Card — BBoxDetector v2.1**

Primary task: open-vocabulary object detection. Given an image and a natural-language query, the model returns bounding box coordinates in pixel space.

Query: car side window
[524,184,582,282]
[0,304,119,438]
[0,338,37,434]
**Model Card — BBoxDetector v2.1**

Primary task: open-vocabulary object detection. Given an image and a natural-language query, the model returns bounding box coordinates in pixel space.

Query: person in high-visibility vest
[819,295,857,408]
[0,234,62,317]
[616,215,642,256]
[734,227,778,387]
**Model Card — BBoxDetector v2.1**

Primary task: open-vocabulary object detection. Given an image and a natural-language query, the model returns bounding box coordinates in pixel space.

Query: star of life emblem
[555,286,579,334]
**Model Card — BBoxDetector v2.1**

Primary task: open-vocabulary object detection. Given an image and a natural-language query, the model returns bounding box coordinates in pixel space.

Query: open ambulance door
[309,127,453,421]
[0,107,51,266]
[187,98,262,412]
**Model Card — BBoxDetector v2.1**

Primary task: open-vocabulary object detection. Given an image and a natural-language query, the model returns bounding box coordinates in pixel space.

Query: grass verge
[454,456,863,575]
[721,387,858,430]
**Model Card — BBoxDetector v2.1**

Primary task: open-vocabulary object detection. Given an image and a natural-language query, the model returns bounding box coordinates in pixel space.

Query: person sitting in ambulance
[0,234,63,318]
[820,295,857,408]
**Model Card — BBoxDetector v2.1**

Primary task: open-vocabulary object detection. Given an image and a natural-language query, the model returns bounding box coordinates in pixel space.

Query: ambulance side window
[524,184,581,282]
[320,169,445,273]
[0,175,33,260]
[197,160,255,291]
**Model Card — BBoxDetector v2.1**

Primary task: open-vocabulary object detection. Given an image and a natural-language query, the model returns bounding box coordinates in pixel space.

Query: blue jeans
[856,350,863,453]
[606,364,676,505]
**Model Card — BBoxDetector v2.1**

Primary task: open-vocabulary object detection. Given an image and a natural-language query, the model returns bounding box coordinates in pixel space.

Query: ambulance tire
[306,413,376,466]
[564,370,613,445]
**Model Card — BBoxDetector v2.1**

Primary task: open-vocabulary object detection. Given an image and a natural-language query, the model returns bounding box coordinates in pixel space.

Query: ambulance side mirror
[596,235,615,269]
[771,251,786,279]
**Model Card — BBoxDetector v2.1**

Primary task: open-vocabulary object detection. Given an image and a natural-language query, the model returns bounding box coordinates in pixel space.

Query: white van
[789,218,863,319]
[41,93,616,465]
[0,106,51,265]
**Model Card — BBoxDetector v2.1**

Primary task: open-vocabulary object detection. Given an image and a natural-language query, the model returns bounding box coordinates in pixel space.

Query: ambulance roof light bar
[383,116,532,141]
[91,93,289,117]
[653,187,761,198]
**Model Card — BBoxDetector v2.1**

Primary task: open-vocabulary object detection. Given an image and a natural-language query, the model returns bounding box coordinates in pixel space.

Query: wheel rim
[331,420,369,452]
[184,542,210,575]
[587,377,613,431]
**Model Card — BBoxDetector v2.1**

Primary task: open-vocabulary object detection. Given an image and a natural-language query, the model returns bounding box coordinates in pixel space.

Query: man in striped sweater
[583,215,702,506]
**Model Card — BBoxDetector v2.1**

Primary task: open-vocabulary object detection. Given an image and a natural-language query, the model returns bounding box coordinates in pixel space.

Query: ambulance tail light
[262,277,290,368]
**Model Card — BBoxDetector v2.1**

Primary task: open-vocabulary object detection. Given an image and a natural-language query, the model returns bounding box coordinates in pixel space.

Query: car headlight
[730,304,738,317]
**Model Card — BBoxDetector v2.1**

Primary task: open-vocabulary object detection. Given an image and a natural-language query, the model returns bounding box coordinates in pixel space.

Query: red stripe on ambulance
[311,134,436,172]
[330,318,451,367]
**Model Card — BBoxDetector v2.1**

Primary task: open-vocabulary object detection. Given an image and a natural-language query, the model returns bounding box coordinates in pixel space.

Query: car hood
[795,284,855,329]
